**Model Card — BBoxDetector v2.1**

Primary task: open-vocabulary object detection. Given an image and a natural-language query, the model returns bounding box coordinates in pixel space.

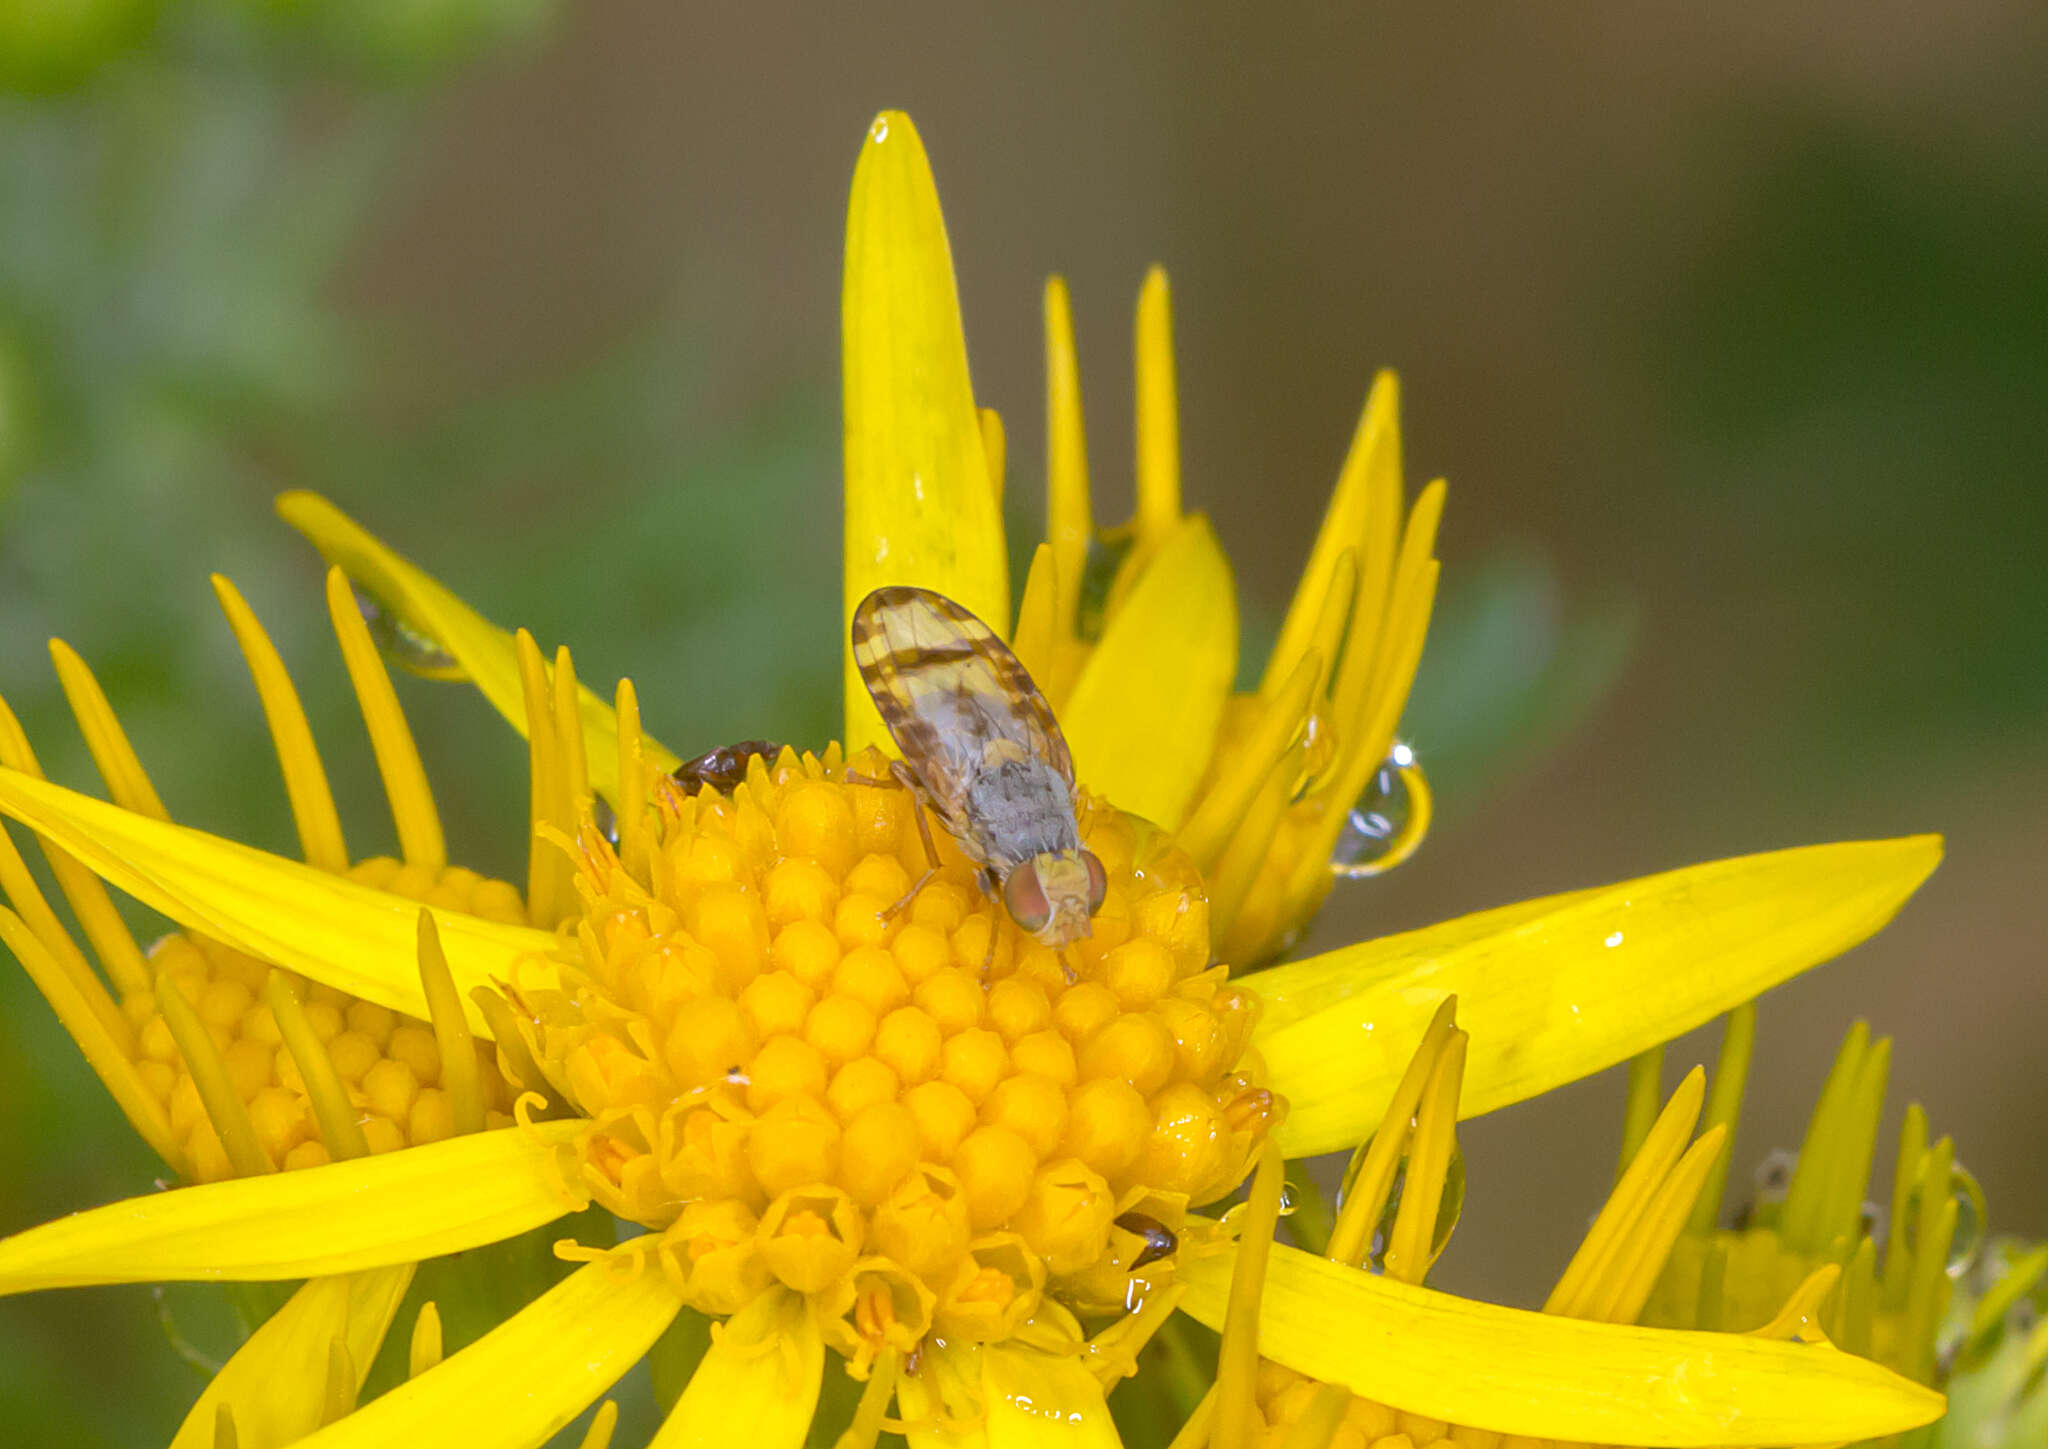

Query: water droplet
[1897,1159,1988,1279]
[1276,1182,1298,1217]
[1754,1147,1798,1199]
[590,796,620,846]
[351,582,460,677]
[1329,754,1414,878]
[1859,1200,1888,1242]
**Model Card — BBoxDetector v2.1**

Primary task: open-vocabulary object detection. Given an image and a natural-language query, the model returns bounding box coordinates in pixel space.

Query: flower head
[0,108,1963,1449]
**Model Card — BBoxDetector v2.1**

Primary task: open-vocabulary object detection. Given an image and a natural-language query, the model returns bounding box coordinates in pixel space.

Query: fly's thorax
[514,744,1280,1366]
[964,756,1081,870]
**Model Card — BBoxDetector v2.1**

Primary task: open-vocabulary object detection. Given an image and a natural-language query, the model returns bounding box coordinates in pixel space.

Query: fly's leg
[978,866,1004,981]
[848,761,944,922]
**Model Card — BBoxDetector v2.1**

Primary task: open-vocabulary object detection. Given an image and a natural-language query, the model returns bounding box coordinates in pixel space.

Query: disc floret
[509,744,1278,1366]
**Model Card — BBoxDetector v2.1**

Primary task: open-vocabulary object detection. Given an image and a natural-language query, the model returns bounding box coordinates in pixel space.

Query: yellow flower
[1189,1002,1929,1449]
[0,110,1952,1448]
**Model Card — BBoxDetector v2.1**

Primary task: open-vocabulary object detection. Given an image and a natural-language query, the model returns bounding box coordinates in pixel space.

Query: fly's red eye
[1003,862,1053,933]
[1081,850,1108,913]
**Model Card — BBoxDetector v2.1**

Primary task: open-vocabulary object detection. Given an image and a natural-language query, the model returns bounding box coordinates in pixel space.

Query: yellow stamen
[470,985,555,1103]
[211,574,349,874]
[552,645,592,829]
[410,1301,443,1377]
[1840,1236,1878,1358]
[1134,266,1182,550]
[1879,1102,1928,1311]
[1208,750,1300,947]
[1687,1000,1755,1236]
[0,905,180,1168]
[1779,1020,1872,1254]
[517,630,573,928]
[1325,996,1460,1270]
[1180,650,1322,871]
[613,679,649,871]
[831,1346,902,1449]
[980,407,1007,510]
[1046,275,1094,637]
[157,973,272,1177]
[1383,1029,1466,1285]
[415,911,485,1135]
[264,970,371,1161]
[1215,1143,1285,1449]
[1546,1067,1705,1318]
[576,1400,620,1449]
[1587,1125,1725,1325]
[48,640,169,820]
[320,1336,356,1425]
[1331,479,1444,741]
[1618,1046,1665,1178]
[325,567,445,872]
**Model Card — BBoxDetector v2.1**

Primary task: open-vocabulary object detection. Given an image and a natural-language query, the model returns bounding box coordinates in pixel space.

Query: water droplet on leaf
[351,582,460,677]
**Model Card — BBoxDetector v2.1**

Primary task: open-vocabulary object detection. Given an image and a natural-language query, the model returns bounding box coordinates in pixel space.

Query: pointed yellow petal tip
[842,110,1008,757]
[1251,834,1945,1159]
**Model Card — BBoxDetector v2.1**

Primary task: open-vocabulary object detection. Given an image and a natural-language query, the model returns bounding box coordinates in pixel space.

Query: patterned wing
[851,586,1075,837]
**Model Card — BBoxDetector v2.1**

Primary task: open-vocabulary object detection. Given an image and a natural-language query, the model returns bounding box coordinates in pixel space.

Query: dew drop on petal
[351,582,459,675]
[1330,752,1416,878]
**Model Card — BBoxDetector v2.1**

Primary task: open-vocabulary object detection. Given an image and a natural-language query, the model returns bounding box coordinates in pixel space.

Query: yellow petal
[275,491,680,796]
[650,1288,823,1447]
[1179,1241,1944,1446]
[1060,515,1236,830]
[170,1266,415,1449]
[0,767,559,1033]
[295,1248,682,1449]
[0,1123,582,1292]
[899,1340,1123,1448]
[842,110,1008,755]
[1249,836,1942,1157]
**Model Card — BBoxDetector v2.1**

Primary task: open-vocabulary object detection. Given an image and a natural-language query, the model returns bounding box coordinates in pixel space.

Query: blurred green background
[0,3,2042,1443]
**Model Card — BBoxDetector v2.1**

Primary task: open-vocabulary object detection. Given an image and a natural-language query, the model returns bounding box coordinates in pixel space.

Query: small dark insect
[671,739,786,796]
[1115,1211,1178,1271]
[592,739,787,845]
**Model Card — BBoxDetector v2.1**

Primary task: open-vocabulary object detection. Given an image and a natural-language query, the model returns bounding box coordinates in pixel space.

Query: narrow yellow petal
[842,111,1007,755]
[266,970,371,1160]
[295,1249,682,1449]
[1179,1240,1945,1445]
[1061,515,1236,829]
[1260,370,1399,698]
[1248,836,1942,1157]
[212,574,350,873]
[0,1122,581,1292]
[0,905,181,1169]
[1179,649,1321,871]
[157,972,273,1177]
[650,1288,822,1448]
[170,1266,414,1449]
[0,767,560,1033]
[1045,275,1094,637]
[48,639,169,821]
[325,567,445,872]
[980,407,1007,511]
[415,912,486,1136]
[275,492,678,798]
[1133,266,1181,550]
[1010,544,1062,687]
